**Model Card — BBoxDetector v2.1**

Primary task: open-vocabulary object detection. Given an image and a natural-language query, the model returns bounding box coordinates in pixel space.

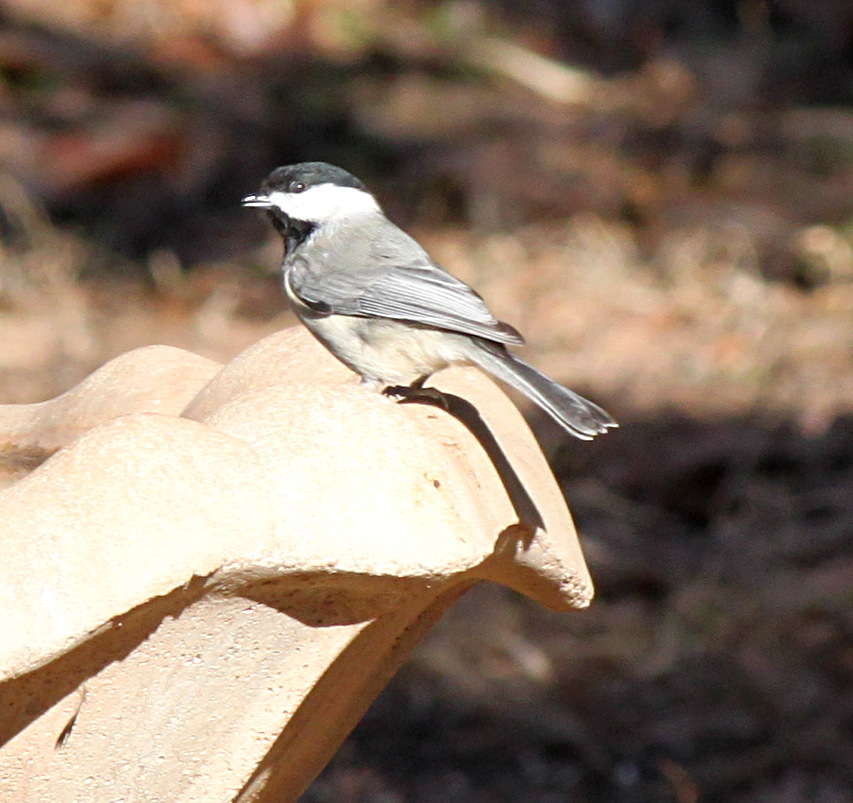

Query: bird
[242,162,616,440]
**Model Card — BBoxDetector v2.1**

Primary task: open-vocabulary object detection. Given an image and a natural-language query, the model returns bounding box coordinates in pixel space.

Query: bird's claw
[383,383,450,411]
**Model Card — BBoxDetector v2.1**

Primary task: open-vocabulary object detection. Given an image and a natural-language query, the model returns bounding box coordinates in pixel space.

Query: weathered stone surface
[0,327,592,802]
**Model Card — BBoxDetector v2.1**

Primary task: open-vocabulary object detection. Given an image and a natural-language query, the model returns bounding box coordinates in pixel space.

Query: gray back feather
[288,212,524,345]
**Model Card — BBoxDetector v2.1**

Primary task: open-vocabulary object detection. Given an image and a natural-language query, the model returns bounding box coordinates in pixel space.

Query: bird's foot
[383,382,450,411]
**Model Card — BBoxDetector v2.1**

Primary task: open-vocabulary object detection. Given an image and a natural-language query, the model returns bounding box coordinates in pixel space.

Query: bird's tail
[468,342,617,440]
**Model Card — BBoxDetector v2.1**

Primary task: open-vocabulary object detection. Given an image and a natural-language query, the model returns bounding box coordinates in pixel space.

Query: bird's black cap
[258,162,369,195]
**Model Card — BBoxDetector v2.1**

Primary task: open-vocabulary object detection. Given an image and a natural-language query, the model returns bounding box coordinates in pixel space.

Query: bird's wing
[290,258,525,346]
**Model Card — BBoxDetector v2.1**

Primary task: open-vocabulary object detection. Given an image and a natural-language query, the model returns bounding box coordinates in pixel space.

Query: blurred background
[0,0,851,799]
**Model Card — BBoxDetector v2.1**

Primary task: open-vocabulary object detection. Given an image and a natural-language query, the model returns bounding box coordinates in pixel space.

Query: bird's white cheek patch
[265,184,380,222]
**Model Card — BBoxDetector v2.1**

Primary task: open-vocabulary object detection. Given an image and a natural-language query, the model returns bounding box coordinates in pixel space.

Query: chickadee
[242,162,616,440]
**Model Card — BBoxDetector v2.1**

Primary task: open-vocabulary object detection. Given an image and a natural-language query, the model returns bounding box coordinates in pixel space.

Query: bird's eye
[289,180,307,193]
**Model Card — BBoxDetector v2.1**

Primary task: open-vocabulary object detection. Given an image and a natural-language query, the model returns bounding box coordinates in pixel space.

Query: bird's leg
[381,384,409,400]
[382,374,431,399]
[384,375,449,411]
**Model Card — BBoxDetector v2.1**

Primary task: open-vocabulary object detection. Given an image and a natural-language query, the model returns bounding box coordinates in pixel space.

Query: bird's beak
[241,193,273,208]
